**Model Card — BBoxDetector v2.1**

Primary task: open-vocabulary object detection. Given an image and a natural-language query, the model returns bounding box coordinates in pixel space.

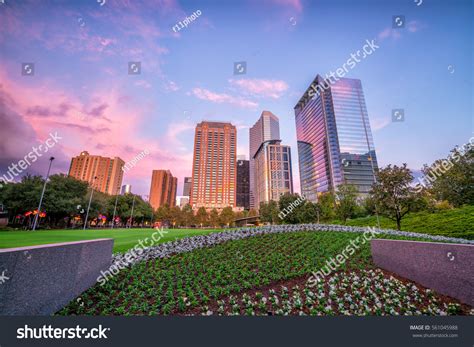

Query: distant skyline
[0,0,472,196]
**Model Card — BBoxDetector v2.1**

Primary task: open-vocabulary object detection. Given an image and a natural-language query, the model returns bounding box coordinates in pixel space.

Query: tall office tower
[236,159,250,210]
[121,184,132,195]
[178,196,190,208]
[249,111,280,208]
[294,75,378,202]
[149,170,177,210]
[68,151,124,195]
[183,177,192,197]
[190,121,237,209]
[254,140,293,208]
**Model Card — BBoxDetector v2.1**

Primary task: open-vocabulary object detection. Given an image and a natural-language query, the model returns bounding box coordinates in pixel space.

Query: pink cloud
[229,78,289,99]
[191,88,258,109]
[378,21,424,41]
[163,80,180,92]
[134,80,153,89]
[0,68,193,195]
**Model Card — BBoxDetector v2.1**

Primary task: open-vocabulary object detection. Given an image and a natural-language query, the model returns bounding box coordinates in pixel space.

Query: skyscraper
[121,184,132,195]
[253,140,293,207]
[294,75,378,202]
[149,170,177,210]
[249,111,280,208]
[190,121,237,209]
[236,159,250,210]
[183,177,192,197]
[68,151,124,195]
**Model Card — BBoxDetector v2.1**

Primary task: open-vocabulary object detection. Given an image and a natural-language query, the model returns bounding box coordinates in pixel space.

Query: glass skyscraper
[249,111,280,209]
[294,75,378,202]
[253,140,293,207]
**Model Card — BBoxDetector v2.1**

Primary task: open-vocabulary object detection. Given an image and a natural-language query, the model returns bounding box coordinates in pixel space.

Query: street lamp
[111,186,120,229]
[32,156,55,231]
[83,176,97,230]
[143,195,153,228]
[128,194,136,229]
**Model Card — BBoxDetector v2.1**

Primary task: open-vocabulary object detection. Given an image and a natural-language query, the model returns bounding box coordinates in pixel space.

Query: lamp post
[128,194,136,229]
[32,156,55,231]
[83,176,97,230]
[111,186,120,229]
[143,195,153,228]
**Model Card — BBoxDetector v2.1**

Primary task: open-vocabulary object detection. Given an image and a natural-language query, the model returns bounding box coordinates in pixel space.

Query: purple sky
[0,0,472,196]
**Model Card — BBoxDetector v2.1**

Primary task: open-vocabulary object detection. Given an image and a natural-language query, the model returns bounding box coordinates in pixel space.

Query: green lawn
[0,228,222,253]
[336,205,474,240]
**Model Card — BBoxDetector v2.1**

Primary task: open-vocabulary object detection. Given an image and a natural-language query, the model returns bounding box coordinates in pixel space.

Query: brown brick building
[68,151,124,195]
[149,170,177,210]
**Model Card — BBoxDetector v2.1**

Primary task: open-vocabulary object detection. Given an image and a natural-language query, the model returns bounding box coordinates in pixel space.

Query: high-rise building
[254,140,293,207]
[121,184,131,195]
[68,151,124,195]
[294,75,378,202]
[236,159,250,210]
[178,196,190,208]
[183,177,192,197]
[190,121,237,209]
[149,170,177,210]
[249,111,280,208]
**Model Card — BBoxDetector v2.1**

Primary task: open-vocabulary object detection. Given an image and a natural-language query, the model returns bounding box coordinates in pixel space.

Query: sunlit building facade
[254,140,293,207]
[190,121,237,209]
[294,75,378,202]
[68,151,124,195]
[149,170,177,210]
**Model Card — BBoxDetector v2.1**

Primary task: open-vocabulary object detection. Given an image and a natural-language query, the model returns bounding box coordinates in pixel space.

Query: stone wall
[0,239,113,315]
[371,239,474,306]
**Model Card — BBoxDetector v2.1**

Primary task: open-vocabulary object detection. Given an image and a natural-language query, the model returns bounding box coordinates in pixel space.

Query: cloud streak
[191,87,258,109]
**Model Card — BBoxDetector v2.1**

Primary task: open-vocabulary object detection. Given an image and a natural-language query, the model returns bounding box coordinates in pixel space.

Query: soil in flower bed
[183,268,473,316]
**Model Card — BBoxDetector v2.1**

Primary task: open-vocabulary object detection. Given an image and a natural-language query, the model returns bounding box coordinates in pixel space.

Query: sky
[0,0,472,197]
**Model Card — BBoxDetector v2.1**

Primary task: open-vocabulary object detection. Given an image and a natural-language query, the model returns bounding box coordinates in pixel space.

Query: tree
[278,193,306,224]
[418,145,474,207]
[155,203,171,226]
[370,164,421,230]
[298,201,319,223]
[169,206,182,228]
[181,204,195,227]
[0,174,90,229]
[219,207,235,227]
[196,207,208,227]
[259,201,279,224]
[335,184,359,223]
[209,208,219,227]
[317,192,336,222]
[248,208,258,217]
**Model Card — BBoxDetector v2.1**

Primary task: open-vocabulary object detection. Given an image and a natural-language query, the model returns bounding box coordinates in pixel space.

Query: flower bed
[111,224,474,269]
[191,269,474,316]
[59,230,473,316]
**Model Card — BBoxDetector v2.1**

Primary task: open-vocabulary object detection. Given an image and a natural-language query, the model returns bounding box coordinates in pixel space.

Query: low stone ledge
[0,239,113,315]
[371,239,474,306]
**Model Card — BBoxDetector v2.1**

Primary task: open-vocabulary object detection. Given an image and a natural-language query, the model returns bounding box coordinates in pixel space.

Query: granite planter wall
[371,239,474,306]
[0,239,113,315]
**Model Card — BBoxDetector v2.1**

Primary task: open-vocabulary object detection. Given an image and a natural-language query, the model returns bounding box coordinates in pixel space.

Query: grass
[337,205,474,240]
[0,228,222,253]
[58,231,442,316]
